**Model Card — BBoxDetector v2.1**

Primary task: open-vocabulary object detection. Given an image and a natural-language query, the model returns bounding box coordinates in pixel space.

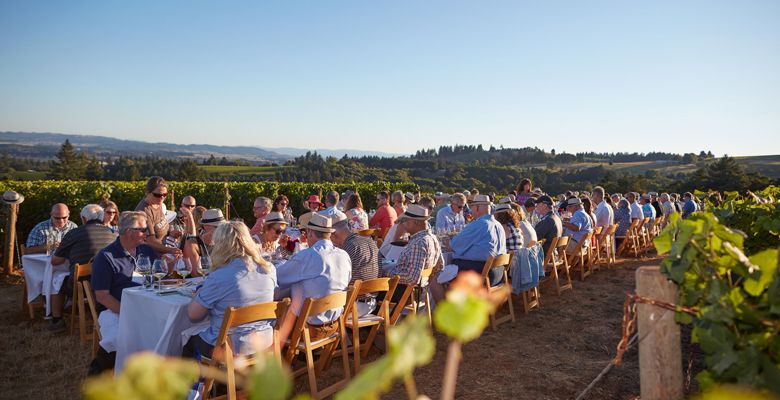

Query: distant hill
[0,131,405,163]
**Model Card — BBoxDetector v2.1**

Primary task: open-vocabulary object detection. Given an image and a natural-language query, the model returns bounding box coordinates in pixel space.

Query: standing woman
[100,199,120,233]
[135,176,181,256]
[344,193,369,233]
[184,221,277,358]
[515,178,533,208]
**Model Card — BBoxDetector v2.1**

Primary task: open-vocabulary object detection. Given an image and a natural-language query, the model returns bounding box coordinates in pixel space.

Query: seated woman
[257,212,291,258]
[182,207,218,275]
[273,194,295,225]
[344,192,369,233]
[99,199,120,233]
[515,206,537,248]
[613,199,632,247]
[494,204,524,252]
[184,221,277,359]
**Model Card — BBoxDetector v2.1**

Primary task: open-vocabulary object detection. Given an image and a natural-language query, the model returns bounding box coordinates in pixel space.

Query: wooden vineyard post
[636,266,684,400]
[3,202,19,275]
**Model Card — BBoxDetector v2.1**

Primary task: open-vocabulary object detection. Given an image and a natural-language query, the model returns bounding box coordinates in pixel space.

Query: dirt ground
[0,252,702,400]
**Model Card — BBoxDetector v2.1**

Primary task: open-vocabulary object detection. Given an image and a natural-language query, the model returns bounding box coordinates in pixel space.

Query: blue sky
[1,1,778,156]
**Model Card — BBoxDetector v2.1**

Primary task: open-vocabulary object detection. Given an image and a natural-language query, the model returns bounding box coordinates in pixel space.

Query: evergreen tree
[51,139,87,179]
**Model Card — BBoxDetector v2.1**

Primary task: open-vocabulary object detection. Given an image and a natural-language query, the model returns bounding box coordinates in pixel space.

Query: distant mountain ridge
[0,131,405,162]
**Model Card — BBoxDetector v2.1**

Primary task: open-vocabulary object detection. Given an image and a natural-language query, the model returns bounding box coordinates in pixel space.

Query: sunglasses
[181,204,195,208]
[105,211,118,214]
[53,216,69,220]
[129,227,148,232]
[152,192,168,198]
[272,228,285,235]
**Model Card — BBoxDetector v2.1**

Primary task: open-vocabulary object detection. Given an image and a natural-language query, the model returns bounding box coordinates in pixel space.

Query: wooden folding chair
[202,299,290,400]
[568,231,594,281]
[540,236,560,293]
[388,283,415,326]
[345,276,399,373]
[481,254,515,329]
[547,236,573,295]
[616,219,641,257]
[597,224,618,268]
[590,226,603,272]
[639,217,651,248]
[81,281,102,358]
[70,262,93,341]
[284,292,351,400]
[357,228,377,237]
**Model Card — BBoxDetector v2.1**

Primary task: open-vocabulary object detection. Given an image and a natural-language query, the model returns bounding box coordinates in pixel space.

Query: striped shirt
[342,233,379,284]
[53,220,117,266]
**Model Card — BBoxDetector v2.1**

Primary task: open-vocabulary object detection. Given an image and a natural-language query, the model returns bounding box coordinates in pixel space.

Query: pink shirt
[250,219,264,237]
[369,205,397,238]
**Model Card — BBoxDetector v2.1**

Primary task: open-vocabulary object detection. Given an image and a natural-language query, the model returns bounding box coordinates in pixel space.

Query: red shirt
[369,205,397,238]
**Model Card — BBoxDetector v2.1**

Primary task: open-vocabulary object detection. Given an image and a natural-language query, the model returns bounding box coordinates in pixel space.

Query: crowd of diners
[16,175,702,376]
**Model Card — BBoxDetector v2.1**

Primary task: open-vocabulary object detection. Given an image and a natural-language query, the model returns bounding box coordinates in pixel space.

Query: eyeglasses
[105,211,117,215]
[152,192,167,198]
[53,216,69,220]
[181,204,195,208]
[129,227,148,232]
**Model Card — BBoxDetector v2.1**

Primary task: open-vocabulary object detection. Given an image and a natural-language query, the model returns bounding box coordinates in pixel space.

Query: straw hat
[470,194,492,206]
[200,209,226,226]
[494,203,513,214]
[304,213,335,233]
[1,191,24,205]
[566,197,583,206]
[263,212,286,226]
[400,204,431,221]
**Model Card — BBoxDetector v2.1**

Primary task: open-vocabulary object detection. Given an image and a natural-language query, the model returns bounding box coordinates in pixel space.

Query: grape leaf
[744,249,779,296]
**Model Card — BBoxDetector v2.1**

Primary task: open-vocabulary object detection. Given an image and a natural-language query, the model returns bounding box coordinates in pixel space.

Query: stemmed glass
[136,255,152,290]
[176,258,192,280]
[152,260,167,291]
[198,256,211,277]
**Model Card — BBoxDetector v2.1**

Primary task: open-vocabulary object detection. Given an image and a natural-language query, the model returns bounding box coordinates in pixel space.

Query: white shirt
[276,239,352,324]
[630,202,644,220]
[595,200,614,228]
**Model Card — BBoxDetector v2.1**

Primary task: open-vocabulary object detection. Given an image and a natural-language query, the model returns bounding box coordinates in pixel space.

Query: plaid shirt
[26,219,78,247]
[342,233,379,284]
[506,222,521,252]
[385,229,443,285]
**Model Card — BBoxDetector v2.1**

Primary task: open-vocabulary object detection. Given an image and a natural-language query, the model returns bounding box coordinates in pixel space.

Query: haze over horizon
[1,1,779,156]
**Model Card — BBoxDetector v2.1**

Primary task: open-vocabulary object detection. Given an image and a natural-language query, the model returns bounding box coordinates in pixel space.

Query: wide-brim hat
[494,203,513,214]
[401,204,431,221]
[470,194,492,206]
[2,191,24,205]
[304,213,335,233]
[263,211,287,226]
[566,197,583,207]
[330,210,348,225]
[499,196,515,205]
[306,195,322,206]
[200,208,226,226]
[404,192,415,202]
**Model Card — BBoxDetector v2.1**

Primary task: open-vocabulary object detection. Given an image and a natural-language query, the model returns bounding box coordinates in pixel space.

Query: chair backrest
[357,229,376,237]
[81,281,101,339]
[419,266,434,287]
[341,282,363,326]
[542,236,558,265]
[593,226,603,236]
[556,235,570,250]
[214,299,291,359]
[74,262,92,281]
[357,276,399,297]
[606,223,618,235]
[480,253,512,280]
[300,291,349,321]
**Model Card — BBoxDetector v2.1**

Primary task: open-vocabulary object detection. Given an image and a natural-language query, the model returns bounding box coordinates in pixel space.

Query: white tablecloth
[115,281,208,373]
[22,254,70,316]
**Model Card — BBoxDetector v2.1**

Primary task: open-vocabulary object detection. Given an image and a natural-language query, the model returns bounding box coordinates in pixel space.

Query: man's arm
[95,290,121,314]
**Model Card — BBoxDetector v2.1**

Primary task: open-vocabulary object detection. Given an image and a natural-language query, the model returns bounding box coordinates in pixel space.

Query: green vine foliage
[0,180,417,243]
[654,211,780,394]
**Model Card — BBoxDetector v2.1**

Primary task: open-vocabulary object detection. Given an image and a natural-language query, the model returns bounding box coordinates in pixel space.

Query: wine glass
[136,255,152,290]
[198,256,211,276]
[152,260,167,291]
[176,258,192,280]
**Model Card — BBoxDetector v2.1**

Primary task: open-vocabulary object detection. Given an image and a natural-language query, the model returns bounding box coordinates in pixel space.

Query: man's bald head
[50,203,70,228]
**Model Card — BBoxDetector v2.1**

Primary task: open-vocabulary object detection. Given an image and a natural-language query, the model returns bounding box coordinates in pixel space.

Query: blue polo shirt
[91,238,158,307]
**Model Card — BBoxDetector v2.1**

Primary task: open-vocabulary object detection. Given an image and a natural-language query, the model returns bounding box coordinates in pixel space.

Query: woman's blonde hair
[210,220,271,273]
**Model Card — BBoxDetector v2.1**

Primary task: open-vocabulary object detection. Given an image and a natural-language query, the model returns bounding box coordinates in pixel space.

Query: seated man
[89,211,159,374]
[318,191,341,217]
[369,191,397,238]
[331,213,380,316]
[533,195,562,256]
[450,194,506,286]
[276,214,352,344]
[382,205,443,300]
[561,197,594,254]
[435,192,466,233]
[49,204,117,331]
[25,203,78,254]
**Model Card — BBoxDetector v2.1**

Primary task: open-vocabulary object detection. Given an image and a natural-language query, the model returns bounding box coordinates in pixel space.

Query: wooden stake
[3,203,19,275]
[636,266,684,400]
